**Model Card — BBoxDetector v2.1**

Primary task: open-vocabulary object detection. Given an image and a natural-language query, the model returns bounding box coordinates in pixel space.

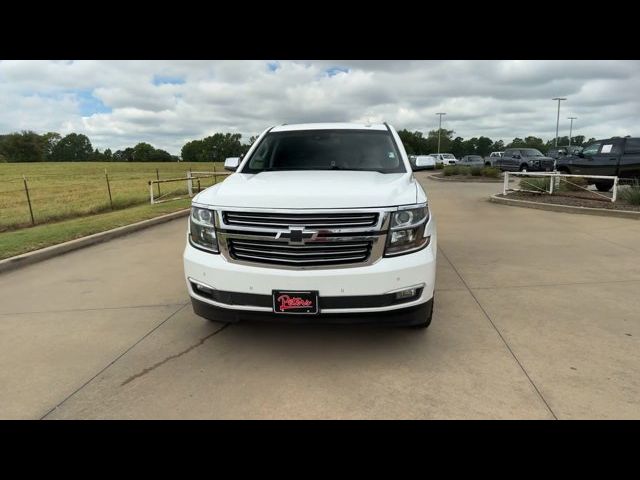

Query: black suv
[555,137,640,191]
[493,148,555,172]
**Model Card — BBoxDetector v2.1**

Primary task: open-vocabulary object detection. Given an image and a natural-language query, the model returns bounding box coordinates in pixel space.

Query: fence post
[612,176,618,203]
[156,168,161,197]
[149,181,155,204]
[213,163,218,185]
[23,175,35,225]
[187,171,193,197]
[549,172,554,195]
[105,169,114,210]
[503,171,509,195]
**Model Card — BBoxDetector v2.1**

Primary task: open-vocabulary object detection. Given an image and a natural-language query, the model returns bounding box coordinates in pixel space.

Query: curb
[0,209,190,274]
[428,174,503,183]
[489,194,640,220]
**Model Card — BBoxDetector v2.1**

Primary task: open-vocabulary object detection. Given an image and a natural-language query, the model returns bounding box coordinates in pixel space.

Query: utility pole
[567,116,577,146]
[552,97,566,146]
[436,112,446,154]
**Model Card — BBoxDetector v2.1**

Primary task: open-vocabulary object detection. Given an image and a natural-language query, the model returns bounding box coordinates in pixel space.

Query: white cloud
[1,60,639,154]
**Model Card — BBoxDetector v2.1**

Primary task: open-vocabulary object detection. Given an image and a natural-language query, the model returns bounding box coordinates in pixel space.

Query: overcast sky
[1,60,638,155]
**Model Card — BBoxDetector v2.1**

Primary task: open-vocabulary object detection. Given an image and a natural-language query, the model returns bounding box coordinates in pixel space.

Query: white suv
[183,123,437,327]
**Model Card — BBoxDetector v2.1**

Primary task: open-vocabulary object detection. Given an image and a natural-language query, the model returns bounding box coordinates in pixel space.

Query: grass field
[0,162,224,232]
[0,162,226,260]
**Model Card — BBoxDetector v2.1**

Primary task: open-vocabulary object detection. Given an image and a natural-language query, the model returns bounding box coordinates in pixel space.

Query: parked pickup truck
[555,137,640,191]
[494,148,555,172]
[483,151,504,167]
[183,123,438,328]
[429,153,458,165]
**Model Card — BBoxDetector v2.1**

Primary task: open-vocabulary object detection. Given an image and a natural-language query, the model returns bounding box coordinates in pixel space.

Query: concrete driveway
[1,172,639,419]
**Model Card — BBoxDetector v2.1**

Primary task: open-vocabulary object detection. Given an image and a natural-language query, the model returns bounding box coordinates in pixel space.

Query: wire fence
[0,165,227,232]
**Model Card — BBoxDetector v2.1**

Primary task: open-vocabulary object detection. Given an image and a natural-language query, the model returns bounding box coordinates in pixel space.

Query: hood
[194,170,418,209]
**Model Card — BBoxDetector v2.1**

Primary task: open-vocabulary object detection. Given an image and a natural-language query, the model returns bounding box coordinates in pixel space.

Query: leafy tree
[112,147,134,162]
[181,139,205,162]
[426,128,454,153]
[492,140,505,152]
[132,142,155,162]
[50,133,93,161]
[148,148,172,162]
[571,135,585,146]
[476,136,494,157]
[449,136,465,158]
[104,148,113,161]
[42,132,61,159]
[0,131,47,162]
[397,129,428,155]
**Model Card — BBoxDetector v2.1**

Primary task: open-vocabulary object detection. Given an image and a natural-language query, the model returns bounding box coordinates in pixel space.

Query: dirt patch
[500,191,640,212]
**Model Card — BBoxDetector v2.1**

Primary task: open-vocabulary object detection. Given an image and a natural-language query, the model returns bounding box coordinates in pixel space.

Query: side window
[624,138,640,154]
[600,141,622,155]
[582,143,601,156]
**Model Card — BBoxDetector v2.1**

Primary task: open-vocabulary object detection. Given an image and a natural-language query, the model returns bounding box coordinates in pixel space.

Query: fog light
[194,283,214,295]
[395,288,417,300]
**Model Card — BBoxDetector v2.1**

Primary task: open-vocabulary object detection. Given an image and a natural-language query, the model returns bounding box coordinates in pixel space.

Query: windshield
[442,154,456,159]
[240,129,406,174]
[520,149,544,157]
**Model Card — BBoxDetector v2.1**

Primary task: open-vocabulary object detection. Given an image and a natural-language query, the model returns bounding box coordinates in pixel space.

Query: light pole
[436,112,446,154]
[567,116,577,146]
[552,97,566,146]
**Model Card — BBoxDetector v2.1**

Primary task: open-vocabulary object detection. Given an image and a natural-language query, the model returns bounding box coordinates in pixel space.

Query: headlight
[189,206,219,253]
[385,204,430,257]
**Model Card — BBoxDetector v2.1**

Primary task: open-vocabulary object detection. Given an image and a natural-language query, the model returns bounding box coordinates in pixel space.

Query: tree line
[0,130,258,163]
[397,129,596,158]
[0,131,179,163]
[0,128,597,163]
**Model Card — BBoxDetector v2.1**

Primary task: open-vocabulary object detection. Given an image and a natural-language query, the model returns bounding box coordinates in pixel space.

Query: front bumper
[183,224,437,322]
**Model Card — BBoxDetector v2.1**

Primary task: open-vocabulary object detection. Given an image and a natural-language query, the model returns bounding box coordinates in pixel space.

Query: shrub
[619,180,640,205]
[519,177,550,192]
[435,163,444,169]
[470,166,483,176]
[481,166,500,178]
[442,165,458,176]
[559,176,589,192]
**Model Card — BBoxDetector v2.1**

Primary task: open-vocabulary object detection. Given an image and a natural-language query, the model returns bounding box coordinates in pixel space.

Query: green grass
[0,162,224,232]
[0,199,192,260]
[619,180,640,205]
[519,177,551,191]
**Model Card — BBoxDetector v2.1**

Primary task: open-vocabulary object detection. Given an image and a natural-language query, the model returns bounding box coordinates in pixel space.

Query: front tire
[595,181,614,192]
[519,164,528,172]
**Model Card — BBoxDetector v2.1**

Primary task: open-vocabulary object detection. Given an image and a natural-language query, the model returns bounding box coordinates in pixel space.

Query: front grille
[223,211,379,229]
[227,238,372,267]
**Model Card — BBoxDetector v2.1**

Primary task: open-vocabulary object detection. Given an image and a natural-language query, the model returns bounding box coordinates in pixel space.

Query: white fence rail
[148,171,232,204]
[503,171,619,203]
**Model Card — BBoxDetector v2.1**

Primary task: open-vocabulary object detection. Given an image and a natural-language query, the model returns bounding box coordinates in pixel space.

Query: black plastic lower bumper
[191,296,433,326]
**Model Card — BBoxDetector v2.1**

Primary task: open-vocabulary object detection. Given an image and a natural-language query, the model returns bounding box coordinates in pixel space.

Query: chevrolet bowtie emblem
[275,227,318,245]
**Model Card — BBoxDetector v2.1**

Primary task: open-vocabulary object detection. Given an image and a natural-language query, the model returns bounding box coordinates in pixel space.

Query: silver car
[458,155,485,167]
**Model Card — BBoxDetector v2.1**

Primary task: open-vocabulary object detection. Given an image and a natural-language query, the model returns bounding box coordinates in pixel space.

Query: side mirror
[513,154,521,159]
[224,157,240,171]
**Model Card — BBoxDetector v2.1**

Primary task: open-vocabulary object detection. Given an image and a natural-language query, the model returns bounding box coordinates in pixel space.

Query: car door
[619,138,640,179]
[571,141,602,175]
[580,140,621,177]
[504,150,519,171]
